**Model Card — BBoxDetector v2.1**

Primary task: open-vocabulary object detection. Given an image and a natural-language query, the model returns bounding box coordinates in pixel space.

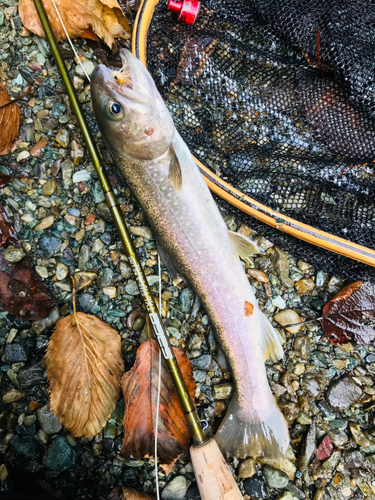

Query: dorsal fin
[228,230,260,261]
[168,144,182,193]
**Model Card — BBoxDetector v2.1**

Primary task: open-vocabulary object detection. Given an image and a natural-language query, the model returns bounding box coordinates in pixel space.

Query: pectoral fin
[168,144,182,193]
[228,230,260,260]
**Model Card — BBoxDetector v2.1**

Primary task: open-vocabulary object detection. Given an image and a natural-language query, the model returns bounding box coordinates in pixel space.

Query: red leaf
[121,339,196,469]
[315,435,333,461]
[321,281,375,345]
[0,172,12,188]
[0,205,56,320]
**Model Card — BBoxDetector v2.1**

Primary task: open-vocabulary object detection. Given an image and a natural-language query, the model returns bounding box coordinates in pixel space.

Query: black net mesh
[146,0,375,282]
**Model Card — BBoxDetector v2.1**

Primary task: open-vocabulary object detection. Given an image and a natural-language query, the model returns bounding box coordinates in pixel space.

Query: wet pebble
[75,60,96,79]
[79,293,95,312]
[32,306,60,334]
[17,364,46,388]
[55,129,70,148]
[238,458,256,478]
[295,278,315,294]
[3,245,25,263]
[37,404,62,434]
[274,247,294,288]
[213,383,232,400]
[243,476,270,498]
[326,375,363,410]
[35,216,55,231]
[262,464,289,488]
[55,262,68,281]
[191,354,218,371]
[97,268,113,288]
[273,309,300,334]
[11,435,41,458]
[179,288,195,312]
[39,236,61,258]
[300,372,327,399]
[44,436,77,471]
[3,389,24,403]
[161,475,188,500]
[294,335,311,360]
[4,343,27,363]
[119,261,133,279]
[42,179,57,196]
[130,226,153,240]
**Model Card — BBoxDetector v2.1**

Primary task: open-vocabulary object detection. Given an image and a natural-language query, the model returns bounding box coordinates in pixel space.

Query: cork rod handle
[190,439,244,500]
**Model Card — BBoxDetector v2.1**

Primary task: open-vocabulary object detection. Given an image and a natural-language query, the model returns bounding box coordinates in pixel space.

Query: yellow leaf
[45,312,124,437]
[18,0,130,49]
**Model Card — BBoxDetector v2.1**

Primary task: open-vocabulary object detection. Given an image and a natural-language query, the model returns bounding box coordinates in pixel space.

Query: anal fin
[261,311,284,362]
[228,230,260,261]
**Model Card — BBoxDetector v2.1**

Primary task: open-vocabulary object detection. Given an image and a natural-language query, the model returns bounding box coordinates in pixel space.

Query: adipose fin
[229,231,260,261]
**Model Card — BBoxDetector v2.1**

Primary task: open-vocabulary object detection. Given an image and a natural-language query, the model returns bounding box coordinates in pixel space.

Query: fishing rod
[31,1,243,498]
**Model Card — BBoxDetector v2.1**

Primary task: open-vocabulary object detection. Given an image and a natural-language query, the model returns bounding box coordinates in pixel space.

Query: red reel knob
[167,0,200,25]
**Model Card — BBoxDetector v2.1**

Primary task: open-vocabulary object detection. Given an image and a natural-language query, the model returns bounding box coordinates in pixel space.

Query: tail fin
[214,396,289,459]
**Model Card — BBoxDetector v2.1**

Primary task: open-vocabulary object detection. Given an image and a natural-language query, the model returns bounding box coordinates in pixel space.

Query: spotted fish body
[91,49,289,458]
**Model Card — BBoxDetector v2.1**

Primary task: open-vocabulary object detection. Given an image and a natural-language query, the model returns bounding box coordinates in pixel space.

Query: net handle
[132,0,375,268]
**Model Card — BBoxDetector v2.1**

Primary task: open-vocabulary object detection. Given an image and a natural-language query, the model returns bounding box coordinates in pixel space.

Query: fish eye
[106,100,124,120]
[110,102,122,115]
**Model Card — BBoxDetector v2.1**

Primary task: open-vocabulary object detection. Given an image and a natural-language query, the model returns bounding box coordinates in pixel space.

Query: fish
[90,49,289,459]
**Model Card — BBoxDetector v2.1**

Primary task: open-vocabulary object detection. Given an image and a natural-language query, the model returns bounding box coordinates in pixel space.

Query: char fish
[90,49,289,458]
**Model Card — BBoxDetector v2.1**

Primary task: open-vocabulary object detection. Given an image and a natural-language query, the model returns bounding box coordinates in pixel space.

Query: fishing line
[49,0,91,82]
[154,254,162,500]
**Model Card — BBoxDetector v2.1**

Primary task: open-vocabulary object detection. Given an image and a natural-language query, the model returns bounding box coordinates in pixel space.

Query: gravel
[0,9,375,500]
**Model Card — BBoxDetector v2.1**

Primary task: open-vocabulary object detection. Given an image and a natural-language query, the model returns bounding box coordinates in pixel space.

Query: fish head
[91,49,175,161]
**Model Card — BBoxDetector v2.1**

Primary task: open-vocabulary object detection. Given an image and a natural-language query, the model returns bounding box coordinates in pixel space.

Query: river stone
[161,476,187,500]
[97,268,113,288]
[191,354,218,371]
[37,404,62,434]
[298,419,316,471]
[274,246,294,288]
[3,245,26,263]
[39,235,62,258]
[79,293,95,312]
[18,364,46,388]
[300,372,327,400]
[119,261,132,279]
[238,458,256,478]
[326,375,363,410]
[4,343,27,363]
[179,288,195,312]
[262,465,289,488]
[243,476,270,498]
[32,306,60,335]
[277,493,293,500]
[11,435,41,459]
[44,436,77,472]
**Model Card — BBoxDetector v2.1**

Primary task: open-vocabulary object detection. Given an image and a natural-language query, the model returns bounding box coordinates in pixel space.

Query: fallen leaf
[0,83,20,156]
[121,339,195,469]
[321,281,375,344]
[45,311,124,437]
[108,486,156,500]
[0,172,12,188]
[0,205,57,320]
[18,0,130,49]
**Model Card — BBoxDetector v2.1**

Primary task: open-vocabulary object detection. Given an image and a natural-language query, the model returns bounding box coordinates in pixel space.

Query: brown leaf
[0,172,12,188]
[45,312,124,437]
[321,281,375,344]
[121,339,195,468]
[0,83,20,156]
[18,0,130,49]
[108,486,156,500]
[0,205,56,320]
